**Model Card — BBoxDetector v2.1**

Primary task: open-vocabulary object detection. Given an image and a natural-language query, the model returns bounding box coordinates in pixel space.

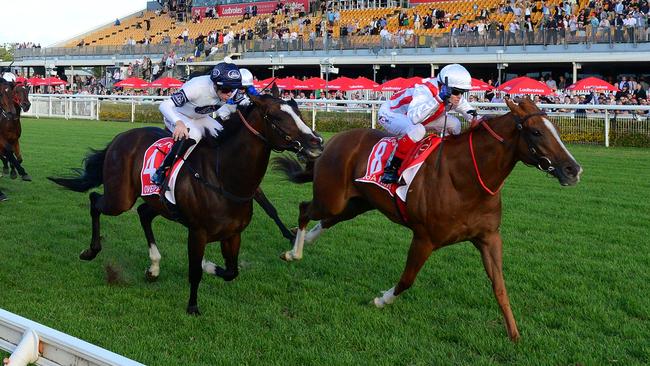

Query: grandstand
[3,0,650,84]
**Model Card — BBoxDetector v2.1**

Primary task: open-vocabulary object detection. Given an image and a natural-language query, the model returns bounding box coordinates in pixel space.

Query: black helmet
[210,62,242,89]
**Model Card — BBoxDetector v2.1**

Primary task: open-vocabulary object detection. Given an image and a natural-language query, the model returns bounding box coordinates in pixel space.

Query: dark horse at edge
[49,91,323,314]
[275,98,582,341]
[0,82,31,181]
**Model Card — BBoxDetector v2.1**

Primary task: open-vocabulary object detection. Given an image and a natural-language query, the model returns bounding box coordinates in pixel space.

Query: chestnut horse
[0,82,31,180]
[49,93,323,314]
[275,98,582,341]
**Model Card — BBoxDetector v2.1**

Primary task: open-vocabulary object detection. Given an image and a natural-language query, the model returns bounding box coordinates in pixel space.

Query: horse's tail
[273,156,314,184]
[48,147,107,192]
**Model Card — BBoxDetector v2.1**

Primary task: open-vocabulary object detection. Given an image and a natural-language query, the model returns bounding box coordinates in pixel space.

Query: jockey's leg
[424,113,462,136]
[381,123,425,184]
[151,118,204,187]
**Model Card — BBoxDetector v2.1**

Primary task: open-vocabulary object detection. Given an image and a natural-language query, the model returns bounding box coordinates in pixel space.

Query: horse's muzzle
[21,103,31,112]
[555,160,583,186]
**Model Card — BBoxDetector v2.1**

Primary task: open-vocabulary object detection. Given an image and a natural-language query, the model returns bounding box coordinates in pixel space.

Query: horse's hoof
[79,249,99,261]
[280,252,293,262]
[144,270,159,282]
[20,174,32,182]
[214,266,238,281]
[373,297,386,308]
[186,305,201,316]
[10,171,17,179]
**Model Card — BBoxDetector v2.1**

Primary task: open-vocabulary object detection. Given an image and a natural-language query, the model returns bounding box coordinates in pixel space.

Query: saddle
[356,134,442,201]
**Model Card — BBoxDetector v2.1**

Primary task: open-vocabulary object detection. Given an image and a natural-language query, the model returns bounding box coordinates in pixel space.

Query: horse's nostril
[564,165,576,177]
[310,137,321,146]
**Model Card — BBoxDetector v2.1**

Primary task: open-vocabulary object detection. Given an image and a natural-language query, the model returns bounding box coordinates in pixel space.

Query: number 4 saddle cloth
[140,137,188,205]
[355,135,441,203]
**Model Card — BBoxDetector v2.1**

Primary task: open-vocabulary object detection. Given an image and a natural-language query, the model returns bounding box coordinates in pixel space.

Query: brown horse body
[276,98,582,341]
[50,94,323,314]
[0,83,31,180]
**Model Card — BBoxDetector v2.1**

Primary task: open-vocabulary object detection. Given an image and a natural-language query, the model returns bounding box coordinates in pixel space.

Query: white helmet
[240,68,254,87]
[438,64,472,91]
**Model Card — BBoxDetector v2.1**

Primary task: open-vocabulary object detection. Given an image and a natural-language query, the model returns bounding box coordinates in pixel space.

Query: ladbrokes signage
[216,0,308,16]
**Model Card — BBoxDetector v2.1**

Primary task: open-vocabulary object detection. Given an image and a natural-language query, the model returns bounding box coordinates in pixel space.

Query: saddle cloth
[140,137,188,205]
[355,135,441,202]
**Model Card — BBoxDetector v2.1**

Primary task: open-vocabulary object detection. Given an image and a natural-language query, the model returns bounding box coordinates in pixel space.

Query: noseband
[469,111,551,195]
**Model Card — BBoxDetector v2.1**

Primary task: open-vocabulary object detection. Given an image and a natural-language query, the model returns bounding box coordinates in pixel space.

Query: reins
[469,111,547,195]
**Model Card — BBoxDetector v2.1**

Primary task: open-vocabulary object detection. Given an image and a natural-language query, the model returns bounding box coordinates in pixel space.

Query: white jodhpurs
[163,114,224,144]
[378,106,462,141]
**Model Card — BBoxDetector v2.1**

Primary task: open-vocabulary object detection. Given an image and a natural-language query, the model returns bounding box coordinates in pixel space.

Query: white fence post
[131,99,135,123]
[605,109,610,147]
[48,96,52,117]
[371,103,376,129]
[312,104,316,131]
[97,97,101,121]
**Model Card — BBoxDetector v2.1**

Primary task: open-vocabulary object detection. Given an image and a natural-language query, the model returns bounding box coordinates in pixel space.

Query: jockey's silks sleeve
[159,75,224,123]
[407,84,443,125]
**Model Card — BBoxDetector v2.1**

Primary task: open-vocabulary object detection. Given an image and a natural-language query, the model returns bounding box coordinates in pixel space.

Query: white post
[96,97,101,121]
[312,103,316,131]
[48,96,52,117]
[371,103,376,129]
[604,109,610,147]
[131,99,135,123]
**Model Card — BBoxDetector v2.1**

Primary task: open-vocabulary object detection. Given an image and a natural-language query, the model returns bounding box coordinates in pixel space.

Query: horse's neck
[443,117,519,195]
[202,109,271,196]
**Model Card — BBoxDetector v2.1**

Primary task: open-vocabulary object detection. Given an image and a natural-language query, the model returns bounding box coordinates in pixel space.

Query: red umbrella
[114,77,150,89]
[498,77,553,95]
[326,76,357,91]
[42,77,68,86]
[303,77,326,90]
[276,77,303,90]
[149,77,183,89]
[354,77,379,90]
[406,76,424,86]
[566,77,618,92]
[254,77,277,89]
[375,77,408,92]
[471,78,492,91]
[26,77,44,86]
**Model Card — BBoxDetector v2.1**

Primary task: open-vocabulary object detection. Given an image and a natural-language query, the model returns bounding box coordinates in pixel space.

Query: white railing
[0,308,144,366]
[22,94,650,147]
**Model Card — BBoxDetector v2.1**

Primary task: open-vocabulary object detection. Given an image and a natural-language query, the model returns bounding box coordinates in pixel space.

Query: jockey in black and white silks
[151,61,243,187]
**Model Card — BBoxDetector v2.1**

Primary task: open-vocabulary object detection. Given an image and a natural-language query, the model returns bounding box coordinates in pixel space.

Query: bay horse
[0,82,31,181]
[49,91,323,314]
[274,98,582,341]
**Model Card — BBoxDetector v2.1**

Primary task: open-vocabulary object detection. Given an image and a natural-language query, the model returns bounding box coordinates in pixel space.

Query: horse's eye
[532,129,542,137]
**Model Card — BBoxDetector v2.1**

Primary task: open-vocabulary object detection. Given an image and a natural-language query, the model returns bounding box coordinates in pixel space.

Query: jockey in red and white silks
[378,64,478,184]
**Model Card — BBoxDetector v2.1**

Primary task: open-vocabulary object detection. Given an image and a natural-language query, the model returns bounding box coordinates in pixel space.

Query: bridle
[469,111,553,195]
[236,106,318,155]
[0,85,15,119]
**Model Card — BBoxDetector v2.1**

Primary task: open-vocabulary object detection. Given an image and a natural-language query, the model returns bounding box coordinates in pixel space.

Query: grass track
[0,118,649,365]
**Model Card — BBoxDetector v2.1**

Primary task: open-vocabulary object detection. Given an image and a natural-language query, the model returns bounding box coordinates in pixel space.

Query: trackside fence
[0,308,144,366]
[22,94,650,147]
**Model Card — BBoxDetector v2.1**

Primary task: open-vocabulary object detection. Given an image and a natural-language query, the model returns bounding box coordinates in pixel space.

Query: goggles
[450,87,468,96]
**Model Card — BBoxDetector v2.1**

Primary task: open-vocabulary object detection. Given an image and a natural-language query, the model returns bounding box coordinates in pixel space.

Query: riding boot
[151,138,195,187]
[380,134,418,184]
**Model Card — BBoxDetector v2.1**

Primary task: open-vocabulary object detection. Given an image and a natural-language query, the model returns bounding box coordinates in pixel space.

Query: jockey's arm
[454,97,478,121]
[159,90,189,140]
[407,84,442,125]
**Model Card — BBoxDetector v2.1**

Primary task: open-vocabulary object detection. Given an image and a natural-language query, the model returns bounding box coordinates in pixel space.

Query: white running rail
[0,308,144,366]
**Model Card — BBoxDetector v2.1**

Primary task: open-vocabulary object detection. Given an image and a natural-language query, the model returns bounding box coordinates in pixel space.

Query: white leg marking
[148,244,161,277]
[202,259,218,274]
[304,221,325,244]
[373,286,397,308]
[283,228,306,261]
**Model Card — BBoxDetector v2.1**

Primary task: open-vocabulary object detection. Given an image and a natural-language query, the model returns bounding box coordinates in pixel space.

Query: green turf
[0,118,648,365]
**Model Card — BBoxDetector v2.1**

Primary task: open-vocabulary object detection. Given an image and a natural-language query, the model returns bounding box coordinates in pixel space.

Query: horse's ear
[505,98,524,115]
[270,82,280,98]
